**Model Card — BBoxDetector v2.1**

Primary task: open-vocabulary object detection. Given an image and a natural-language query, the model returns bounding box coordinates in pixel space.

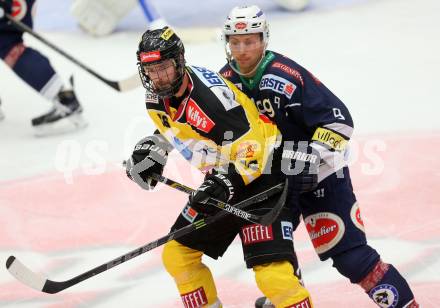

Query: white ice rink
[1,0,440,307]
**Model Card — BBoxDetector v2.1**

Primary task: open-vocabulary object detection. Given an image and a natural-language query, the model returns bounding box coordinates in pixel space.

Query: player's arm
[301,72,353,166]
[283,67,354,191]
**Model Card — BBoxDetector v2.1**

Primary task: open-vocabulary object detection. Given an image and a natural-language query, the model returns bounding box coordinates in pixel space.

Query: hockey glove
[189,168,243,216]
[282,142,320,194]
[126,135,169,190]
[0,0,13,17]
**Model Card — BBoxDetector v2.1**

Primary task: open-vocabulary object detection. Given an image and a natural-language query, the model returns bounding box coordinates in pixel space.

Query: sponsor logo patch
[236,141,259,159]
[181,205,198,223]
[272,62,304,86]
[350,202,365,232]
[186,99,215,133]
[221,70,233,78]
[282,149,319,164]
[369,284,399,308]
[191,66,226,87]
[140,51,161,63]
[12,0,27,20]
[234,22,248,30]
[304,212,345,254]
[285,297,312,308]
[313,188,325,198]
[181,287,208,308]
[210,86,239,111]
[281,221,293,240]
[312,127,347,151]
[241,224,273,245]
[259,74,297,99]
[284,83,295,96]
[160,28,175,40]
[145,92,159,104]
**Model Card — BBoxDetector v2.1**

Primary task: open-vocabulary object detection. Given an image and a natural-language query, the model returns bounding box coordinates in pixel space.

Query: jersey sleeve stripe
[323,122,353,139]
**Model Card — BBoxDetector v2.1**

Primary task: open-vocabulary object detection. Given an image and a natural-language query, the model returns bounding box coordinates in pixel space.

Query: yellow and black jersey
[220,51,354,182]
[145,65,281,185]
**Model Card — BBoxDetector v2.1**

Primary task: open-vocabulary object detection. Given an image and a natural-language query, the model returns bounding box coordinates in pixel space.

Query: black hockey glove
[189,168,243,216]
[282,142,320,194]
[0,0,13,17]
[126,135,169,190]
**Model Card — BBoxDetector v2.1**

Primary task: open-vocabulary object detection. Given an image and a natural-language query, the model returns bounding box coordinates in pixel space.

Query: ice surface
[1,0,439,307]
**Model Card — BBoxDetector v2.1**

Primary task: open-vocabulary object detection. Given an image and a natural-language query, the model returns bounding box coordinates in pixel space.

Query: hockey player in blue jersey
[0,0,87,136]
[219,5,419,308]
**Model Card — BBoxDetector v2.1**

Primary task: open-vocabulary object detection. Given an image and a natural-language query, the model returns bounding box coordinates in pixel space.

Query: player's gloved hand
[282,142,320,194]
[188,170,241,216]
[0,0,13,17]
[126,135,169,190]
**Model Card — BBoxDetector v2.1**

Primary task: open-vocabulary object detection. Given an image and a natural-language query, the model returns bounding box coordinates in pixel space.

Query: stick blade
[6,256,47,292]
[116,73,142,92]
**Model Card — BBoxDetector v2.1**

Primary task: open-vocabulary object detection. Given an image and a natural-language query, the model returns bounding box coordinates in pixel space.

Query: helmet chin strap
[225,42,268,77]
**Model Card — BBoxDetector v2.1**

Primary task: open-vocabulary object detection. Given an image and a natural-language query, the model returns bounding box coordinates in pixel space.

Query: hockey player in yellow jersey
[125,27,313,307]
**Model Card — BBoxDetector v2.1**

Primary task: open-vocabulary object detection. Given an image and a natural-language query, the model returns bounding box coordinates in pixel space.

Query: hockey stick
[149,173,281,225]
[6,179,287,294]
[121,157,282,225]
[4,13,141,92]
[137,0,219,44]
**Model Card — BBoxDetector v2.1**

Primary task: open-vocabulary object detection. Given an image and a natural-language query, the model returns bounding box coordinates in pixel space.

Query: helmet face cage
[137,54,185,98]
[137,27,186,98]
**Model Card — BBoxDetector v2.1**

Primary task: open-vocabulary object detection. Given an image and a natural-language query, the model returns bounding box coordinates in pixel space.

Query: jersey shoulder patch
[268,53,305,87]
[190,65,226,88]
[219,64,235,78]
[219,64,231,75]
[145,91,159,104]
[145,92,164,111]
[210,86,240,111]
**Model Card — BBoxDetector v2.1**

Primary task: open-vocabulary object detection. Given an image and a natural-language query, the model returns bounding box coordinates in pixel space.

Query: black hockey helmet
[137,26,186,98]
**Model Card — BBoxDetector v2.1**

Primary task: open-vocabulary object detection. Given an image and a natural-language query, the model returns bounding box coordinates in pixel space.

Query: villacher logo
[304,212,345,254]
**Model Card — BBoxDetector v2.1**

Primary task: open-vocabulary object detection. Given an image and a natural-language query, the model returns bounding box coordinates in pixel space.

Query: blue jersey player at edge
[219,5,419,308]
[0,0,86,136]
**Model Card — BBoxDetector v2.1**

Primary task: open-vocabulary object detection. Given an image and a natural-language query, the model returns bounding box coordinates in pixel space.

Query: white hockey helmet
[222,5,269,75]
[222,5,269,44]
